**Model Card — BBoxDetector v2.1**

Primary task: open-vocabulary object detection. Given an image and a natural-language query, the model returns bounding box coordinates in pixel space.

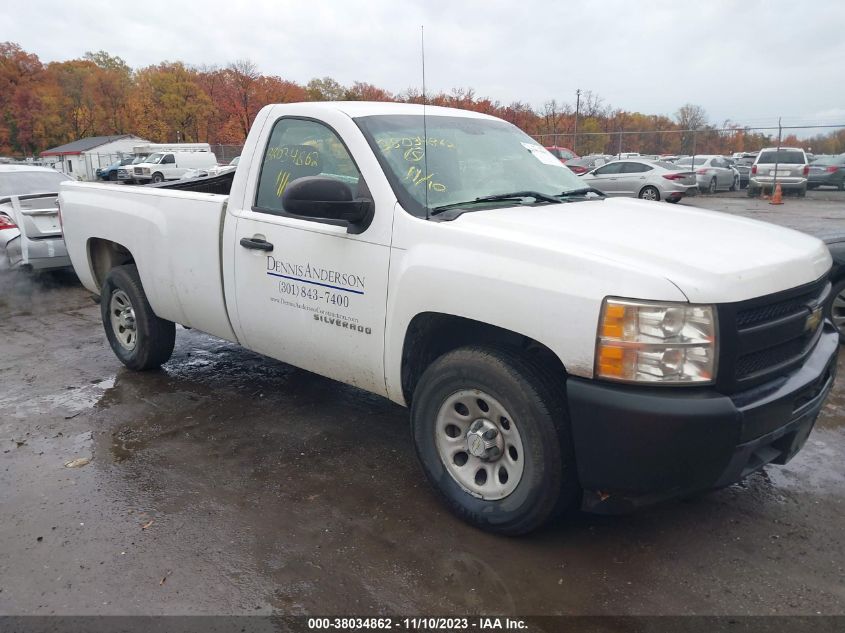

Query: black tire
[101,264,175,370]
[747,187,759,197]
[729,176,738,192]
[109,171,118,181]
[797,185,807,198]
[151,172,165,183]
[410,345,580,535]
[638,185,660,201]
[838,180,844,192]
[827,278,845,344]
[708,178,717,194]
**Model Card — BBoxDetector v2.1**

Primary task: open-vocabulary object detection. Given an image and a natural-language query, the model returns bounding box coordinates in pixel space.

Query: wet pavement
[1,195,845,616]
[679,188,845,239]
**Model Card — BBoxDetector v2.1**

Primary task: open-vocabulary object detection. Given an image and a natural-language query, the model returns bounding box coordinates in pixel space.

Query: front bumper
[567,324,839,514]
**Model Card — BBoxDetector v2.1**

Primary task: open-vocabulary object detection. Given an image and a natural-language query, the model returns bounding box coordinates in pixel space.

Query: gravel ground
[1,193,844,616]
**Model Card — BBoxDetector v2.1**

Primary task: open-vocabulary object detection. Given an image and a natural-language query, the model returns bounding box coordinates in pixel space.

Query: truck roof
[0,165,64,174]
[285,101,499,121]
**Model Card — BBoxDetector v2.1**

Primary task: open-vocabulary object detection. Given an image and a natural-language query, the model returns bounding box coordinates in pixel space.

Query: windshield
[0,171,71,196]
[145,153,164,164]
[356,114,586,217]
[757,150,805,164]
[676,157,708,166]
[131,155,147,164]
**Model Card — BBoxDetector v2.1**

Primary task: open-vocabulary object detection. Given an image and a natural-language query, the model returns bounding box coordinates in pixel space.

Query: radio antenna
[421,25,430,220]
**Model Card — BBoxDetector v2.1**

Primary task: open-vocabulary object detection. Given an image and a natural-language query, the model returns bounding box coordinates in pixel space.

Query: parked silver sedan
[0,166,72,271]
[580,159,698,203]
[674,155,739,193]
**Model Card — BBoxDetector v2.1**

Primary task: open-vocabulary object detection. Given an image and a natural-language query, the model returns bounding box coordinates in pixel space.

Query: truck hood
[453,197,831,303]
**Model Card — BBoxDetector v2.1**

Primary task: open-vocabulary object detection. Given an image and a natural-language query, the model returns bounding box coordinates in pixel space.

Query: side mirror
[281,176,372,225]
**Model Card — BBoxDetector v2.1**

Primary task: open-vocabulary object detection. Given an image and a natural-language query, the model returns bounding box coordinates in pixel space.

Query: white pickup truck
[59,102,839,535]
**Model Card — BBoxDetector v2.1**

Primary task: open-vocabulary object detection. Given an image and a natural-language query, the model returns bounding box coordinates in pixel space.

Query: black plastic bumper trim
[568,324,839,514]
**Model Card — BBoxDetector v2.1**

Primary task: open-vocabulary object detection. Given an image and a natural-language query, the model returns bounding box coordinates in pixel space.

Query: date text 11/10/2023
[306,616,528,630]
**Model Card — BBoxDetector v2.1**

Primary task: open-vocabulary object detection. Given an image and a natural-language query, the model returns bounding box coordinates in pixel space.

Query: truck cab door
[230,116,390,395]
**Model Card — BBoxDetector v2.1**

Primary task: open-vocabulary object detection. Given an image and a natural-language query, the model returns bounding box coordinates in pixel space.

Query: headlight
[596,298,717,384]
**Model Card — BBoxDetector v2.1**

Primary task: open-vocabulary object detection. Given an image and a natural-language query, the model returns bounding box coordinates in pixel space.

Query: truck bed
[147,170,235,195]
[59,182,237,343]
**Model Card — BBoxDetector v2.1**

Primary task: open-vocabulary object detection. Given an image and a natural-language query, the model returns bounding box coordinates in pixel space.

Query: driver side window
[255,118,363,215]
[594,162,623,175]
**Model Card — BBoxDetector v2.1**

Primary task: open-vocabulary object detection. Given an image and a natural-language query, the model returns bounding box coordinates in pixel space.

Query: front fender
[383,221,685,404]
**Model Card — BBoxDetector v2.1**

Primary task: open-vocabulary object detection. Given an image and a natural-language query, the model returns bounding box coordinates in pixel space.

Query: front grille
[735,284,824,328]
[735,336,806,379]
[134,167,143,175]
[717,276,830,393]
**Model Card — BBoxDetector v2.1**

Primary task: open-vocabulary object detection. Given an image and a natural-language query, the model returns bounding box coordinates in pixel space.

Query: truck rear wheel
[410,346,579,535]
[101,264,175,370]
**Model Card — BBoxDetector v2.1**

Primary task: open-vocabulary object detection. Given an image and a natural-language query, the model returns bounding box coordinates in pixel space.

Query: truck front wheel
[101,264,175,370]
[410,346,579,535]
[151,172,164,183]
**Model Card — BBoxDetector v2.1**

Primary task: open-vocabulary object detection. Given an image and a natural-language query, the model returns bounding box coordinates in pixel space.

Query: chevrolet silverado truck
[58,102,839,535]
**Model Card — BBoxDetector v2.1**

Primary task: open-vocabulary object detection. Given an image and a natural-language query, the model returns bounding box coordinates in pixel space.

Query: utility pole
[772,116,782,194]
[573,89,581,154]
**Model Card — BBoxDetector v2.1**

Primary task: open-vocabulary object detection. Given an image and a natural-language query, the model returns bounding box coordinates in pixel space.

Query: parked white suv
[132,150,218,184]
[748,147,809,197]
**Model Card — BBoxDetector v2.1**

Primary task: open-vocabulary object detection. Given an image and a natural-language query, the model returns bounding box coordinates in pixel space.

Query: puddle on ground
[2,377,116,419]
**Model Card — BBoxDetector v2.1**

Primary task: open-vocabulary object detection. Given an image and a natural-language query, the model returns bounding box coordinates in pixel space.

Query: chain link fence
[532,125,845,158]
[210,145,244,164]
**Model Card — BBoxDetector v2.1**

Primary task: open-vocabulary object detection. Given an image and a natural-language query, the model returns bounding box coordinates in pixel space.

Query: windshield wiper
[559,187,606,197]
[430,190,562,215]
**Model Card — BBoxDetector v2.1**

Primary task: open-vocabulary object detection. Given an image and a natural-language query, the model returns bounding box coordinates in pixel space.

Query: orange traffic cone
[769,183,784,205]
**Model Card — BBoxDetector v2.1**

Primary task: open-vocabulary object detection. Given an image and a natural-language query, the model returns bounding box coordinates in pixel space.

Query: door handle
[240,236,274,252]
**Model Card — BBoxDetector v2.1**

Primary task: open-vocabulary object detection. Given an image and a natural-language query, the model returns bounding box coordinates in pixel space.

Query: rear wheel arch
[399,312,568,406]
[88,238,135,292]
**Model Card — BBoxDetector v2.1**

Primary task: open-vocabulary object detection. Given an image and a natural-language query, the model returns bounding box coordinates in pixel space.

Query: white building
[40,134,150,181]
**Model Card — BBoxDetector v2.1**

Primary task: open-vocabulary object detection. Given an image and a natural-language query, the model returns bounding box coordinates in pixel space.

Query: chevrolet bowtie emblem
[805,306,823,333]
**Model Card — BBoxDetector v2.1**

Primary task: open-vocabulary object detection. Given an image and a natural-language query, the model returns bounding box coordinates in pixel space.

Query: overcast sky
[4,0,844,131]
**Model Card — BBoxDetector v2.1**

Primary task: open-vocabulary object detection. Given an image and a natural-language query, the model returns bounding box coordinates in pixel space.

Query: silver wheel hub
[109,289,137,351]
[435,389,525,500]
[833,288,845,334]
[466,419,504,460]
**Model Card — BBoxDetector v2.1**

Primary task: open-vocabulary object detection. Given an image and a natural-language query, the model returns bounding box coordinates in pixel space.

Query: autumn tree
[84,50,133,134]
[223,59,261,140]
[0,42,43,153]
[1,43,840,159]
[132,62,212,142]
[675,103,708,154]
[306,76,346,101]
[344,81,393,101]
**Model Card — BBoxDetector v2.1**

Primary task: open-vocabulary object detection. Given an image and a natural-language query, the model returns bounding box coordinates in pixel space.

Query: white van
[131,150,218,183]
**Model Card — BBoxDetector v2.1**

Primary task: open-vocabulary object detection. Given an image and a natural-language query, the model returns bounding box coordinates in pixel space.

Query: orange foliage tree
[1,42,840,157]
